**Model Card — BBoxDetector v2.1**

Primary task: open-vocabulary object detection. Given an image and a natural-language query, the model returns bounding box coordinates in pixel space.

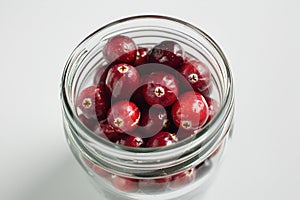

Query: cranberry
[107,100,140,133]
[171,91,209,130]
[82,156,93,168]
[111,175,139,192]
[179,60,211,95]
[134,47,149,66]
[78,114,98,130]
[116,134,144,147]
[139,106,170,138]
[76,85,110,120]
[139,177,170,191]
[93,121,126,142]
[205,96,220,123]
[92,164,111,179]
[146,131,178,147]
[93,64,110,86]
[142,72,178,107]
[103,35,137,64]
[130,86,147,107]
[105,63,140,99]
[170,168,196,188]
[148,41,184,68]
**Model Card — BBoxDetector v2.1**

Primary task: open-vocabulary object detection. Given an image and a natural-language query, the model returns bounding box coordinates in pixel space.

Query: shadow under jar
[60,15,234,200]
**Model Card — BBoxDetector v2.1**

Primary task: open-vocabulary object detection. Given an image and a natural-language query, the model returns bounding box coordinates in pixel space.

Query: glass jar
[60,15,234,200]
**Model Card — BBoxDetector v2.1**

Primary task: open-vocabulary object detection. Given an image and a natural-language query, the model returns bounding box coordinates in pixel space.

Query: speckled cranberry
[107,101,140,133]
[205,96,220,123]
[111,175,139,192]
[139,106,170,138]
[76,85,110,120]
[134,47,149,66]
[148,41,184,68]
[170,168,196,188]
[171,91,209,130]
[146,131,178,147]
[105,63,140,99]
[142,72,178,107]
[116,134,144,147]
[179,60,211,95]
[103,35,137,64]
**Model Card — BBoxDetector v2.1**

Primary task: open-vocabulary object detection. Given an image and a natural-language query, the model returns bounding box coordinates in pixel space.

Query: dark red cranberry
[139,106,170,138]
[105,63,140,99]
[139,177,170,191]
[134,47,149,66]
[148,41,184,68]
[92,164,111,179]
[93,121,126,142]
[107,101,140,133]
[205,96,220,124]
[93,64,110,86]
[179,60,211,95]
[76,85,110,120]
[111,175,139,192]
[142,72,178,107]
[130,86,147,107]
[171,91,209,130]
[78,114,99,130]
[103,35,137,64]
[169,168,196,188]
[116,134,144,147]
[146,131,178,147]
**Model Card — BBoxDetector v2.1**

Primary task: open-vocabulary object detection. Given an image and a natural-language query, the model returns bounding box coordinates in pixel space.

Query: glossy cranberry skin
[139,106,170,138]
[103,35,137,64]
[93,121,125,142]
[171,91,209,130]
[111,175,139,192]
[105,63,140,99]
[205,96,220,124]
[107,100,140,133]
[146,131,178,147]
[76,85,110,120]
[179,60,211,95]
[116,134,144,147]
[170,168,196,188]
[134,47,149,66]
[148,41,184,69]
[142,72,178,107]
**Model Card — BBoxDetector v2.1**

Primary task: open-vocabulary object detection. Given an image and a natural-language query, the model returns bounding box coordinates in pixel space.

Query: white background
[1,0,300,199]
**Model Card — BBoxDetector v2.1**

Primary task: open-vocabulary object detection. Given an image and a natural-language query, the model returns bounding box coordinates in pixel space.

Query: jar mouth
[61,15,234,171]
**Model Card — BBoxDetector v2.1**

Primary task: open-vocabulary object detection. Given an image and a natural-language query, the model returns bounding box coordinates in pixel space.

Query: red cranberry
[171,91,209,130]
[139,106,170,138]
[93,121,126,142]
[111,175,139,192]
[205,96,220,123]
[103,35,137,64]
[105,63,140,99]
[134,47,149,66]
[92,164,111,179]
[179,60,211,95]
[170,168,196,188]
[148,41,184,68]
[76,85,110,120]
[78,114,99,130]
[93,64,110,86]
[107,101,140,133]
[116,134,144,147]
[142,72,178,107]
[146,131,178,147]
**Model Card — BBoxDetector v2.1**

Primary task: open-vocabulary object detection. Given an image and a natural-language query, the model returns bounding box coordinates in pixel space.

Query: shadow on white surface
[23,156,100,200]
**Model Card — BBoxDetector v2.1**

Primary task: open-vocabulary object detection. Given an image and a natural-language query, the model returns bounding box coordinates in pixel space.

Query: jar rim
[61,14,234,159]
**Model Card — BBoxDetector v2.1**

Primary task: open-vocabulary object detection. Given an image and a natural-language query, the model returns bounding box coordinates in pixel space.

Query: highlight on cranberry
[76,34,221,191]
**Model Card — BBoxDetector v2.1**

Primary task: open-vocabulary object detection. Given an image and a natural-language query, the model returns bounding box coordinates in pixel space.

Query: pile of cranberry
[76,35,221,192]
